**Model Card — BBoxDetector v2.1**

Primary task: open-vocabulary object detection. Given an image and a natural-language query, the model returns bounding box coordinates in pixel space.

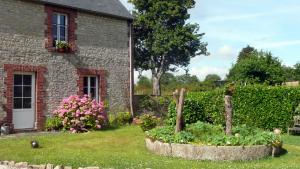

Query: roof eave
[25,0,134,21]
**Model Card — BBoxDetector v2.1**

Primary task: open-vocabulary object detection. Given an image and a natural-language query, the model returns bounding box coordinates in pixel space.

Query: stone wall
[145,138,273,161]
[0,161,101,169]
[0,0,131,127]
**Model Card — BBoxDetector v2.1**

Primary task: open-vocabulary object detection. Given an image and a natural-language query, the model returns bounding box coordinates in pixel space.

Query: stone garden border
[0,161,101,169]
[145,138,273,161]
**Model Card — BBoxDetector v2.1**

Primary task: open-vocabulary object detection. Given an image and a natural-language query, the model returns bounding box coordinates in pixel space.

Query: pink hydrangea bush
[53,95,107,133]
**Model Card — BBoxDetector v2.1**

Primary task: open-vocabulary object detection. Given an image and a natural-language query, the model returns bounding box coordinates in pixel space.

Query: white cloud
[253,40,300,49]
[203,13,265,23]
[217,45,235,58]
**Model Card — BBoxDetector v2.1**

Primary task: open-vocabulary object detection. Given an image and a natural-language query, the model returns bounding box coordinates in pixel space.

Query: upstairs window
[45,5,77,52]
[52,13,68,46]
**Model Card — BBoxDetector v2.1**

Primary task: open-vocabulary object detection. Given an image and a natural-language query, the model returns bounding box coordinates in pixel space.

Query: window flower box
[55,41,71,53]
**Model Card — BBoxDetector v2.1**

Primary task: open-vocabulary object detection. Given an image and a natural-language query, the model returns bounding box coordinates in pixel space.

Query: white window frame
[84,76,99,101]
[53,13,68,43]
[13,72,36,110]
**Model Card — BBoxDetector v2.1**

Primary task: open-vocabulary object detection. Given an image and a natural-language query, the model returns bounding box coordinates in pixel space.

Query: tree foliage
[295,63,300,81]
[237,45,256,62]
[204,74,221,82]
[137,76,152,88]
[227,48,285,85]
[129,0,208,95]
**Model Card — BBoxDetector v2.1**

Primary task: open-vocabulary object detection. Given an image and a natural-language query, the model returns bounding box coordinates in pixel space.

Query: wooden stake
[224,95,233,135]
[175,88,186,133]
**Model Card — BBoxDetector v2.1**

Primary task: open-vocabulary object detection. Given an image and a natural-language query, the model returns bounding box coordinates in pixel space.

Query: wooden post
[224,95,233,135]
[175,88,186,133]
[172,89,179,110]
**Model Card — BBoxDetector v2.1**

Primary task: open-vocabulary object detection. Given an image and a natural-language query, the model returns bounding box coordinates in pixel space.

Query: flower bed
[145,122,282,160]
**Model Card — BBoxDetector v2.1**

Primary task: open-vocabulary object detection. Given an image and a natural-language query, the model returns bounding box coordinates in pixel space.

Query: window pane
[23,86,32,97]
[14,86,22,97]
[23,75,32,85]
[60,26,66,38]
[83,87,88,95]
[52,25,58,46]
[90,77,96,87]
[14,98,22,109]
[84,77,88,87]
[14,75,22,85]
[52,14,58,24]
[90,88,96,99]
[60,36,66,41]
[52,25,57,37]
[23,98,32,109]
[60,15,66,25]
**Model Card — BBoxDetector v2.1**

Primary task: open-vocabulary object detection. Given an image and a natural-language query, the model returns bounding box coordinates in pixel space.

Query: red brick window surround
[4,64,47,130]
[45,5,77,52]
[77,69,107,102]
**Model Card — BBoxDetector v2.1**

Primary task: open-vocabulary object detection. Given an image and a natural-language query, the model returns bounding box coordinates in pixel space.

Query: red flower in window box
[56,41,71,53]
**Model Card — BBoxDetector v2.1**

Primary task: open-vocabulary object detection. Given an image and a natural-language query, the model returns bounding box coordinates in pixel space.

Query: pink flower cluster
[53,95,107,133]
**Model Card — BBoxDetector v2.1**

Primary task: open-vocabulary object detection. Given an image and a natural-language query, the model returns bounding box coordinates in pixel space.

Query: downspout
[129,21,134,117]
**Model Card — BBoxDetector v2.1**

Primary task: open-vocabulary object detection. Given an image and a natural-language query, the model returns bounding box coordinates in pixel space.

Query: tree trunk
[152,76,161,96]
[175,88,186,133]
[224,95,233,135]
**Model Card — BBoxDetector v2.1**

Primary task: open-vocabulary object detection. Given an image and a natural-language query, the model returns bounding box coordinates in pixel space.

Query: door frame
[12,72,36,129]
[4,64,47,130]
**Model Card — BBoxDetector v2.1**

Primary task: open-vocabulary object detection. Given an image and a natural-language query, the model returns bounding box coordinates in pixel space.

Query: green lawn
[0,126,299,169]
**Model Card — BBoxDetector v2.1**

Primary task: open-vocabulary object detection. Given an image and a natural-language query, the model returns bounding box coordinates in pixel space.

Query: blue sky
[120,0,300,81]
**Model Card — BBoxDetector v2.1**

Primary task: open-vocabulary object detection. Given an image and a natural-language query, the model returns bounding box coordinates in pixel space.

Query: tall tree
[137,76,152,88]
[227,50,285,85]
[295,63,300,81]
[237,45,256,62]
[204,74,221,82]
[282,66,296,82]
[130,0,208,96]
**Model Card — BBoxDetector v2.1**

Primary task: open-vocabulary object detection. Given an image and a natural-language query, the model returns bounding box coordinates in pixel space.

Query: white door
[13,73,36,129]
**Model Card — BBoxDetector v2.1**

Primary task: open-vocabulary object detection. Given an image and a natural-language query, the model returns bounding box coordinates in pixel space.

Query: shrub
[184,85,300,132]
[53,95,107,133]
[232,85,300,131]
[136,95,171,117]
[45,116,63,131]
[167,99,205,126]
[187,89,225,125]
[139,114,159,131]
[295,103,300,115]
[186,121,223,142]
[109,112,132,127]
[146,126,194,143]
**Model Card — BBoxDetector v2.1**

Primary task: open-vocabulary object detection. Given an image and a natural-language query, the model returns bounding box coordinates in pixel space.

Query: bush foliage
[45,116,63,131]
[53,95,107,133]
[167,85,300,131]
[109,112,132,127]
[138,114,159,131]
[147,122,280,146]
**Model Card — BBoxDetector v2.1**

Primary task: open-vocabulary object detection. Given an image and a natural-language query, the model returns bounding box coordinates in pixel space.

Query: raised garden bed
[145,138,273,161]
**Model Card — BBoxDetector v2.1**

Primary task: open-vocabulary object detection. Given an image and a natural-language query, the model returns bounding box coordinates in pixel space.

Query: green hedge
[167,85,300,132]
[167,99,205,126]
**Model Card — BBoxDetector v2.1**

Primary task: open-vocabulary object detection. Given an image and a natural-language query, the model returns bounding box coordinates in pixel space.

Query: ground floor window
[83,76,99,101]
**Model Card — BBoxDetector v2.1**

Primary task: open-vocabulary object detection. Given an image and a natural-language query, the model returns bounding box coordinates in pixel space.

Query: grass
[0,126,299,169]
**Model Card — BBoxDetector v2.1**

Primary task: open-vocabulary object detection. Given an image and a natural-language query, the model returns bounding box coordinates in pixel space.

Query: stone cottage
[0,0,134,131]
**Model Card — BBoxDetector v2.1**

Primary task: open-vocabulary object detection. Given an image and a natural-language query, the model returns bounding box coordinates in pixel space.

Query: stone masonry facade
[0,0,131,130]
